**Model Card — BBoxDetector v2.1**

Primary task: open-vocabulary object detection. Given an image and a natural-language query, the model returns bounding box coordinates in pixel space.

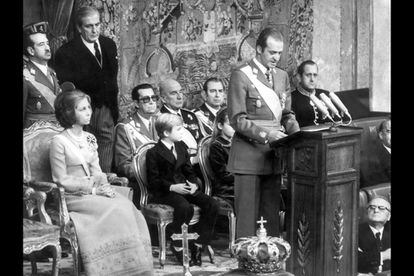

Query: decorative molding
[297,212,310,276]
[332,200,344,273]
[287,0,313,85]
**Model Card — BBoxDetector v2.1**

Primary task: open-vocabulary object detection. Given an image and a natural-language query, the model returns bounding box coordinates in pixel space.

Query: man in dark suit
[358,196,391,274]
[291,60,337,127]
[146,113,219,266]
[23,21,62,128]
[193,77,226,136]
[159,78,204,162]
[54,6,119,172]
[227,27,300,238]
[114,83,159,206]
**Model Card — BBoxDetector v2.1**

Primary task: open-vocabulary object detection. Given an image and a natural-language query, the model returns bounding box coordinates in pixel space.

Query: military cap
[23,21,49,35]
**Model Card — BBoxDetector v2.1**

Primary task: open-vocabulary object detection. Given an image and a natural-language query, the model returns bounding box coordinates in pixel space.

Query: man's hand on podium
[268,130,287,143]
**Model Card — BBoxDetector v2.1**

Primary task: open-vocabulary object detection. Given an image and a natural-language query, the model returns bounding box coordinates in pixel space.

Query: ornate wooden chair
[23,185,61,276]
[23,121,132,275]
[132,141,202,268]
[197,135,236,256]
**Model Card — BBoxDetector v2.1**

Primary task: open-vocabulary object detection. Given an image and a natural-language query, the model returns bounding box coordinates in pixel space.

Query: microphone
[328,92,351,118]
[309,93,334,122]
[61,81,76,93]
[319,93,340,118]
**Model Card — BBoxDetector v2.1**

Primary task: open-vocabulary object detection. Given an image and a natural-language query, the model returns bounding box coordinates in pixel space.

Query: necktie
[170,146,177,159]
[265,68,273,87]
[375,232,382,251]
[94,42,101,65]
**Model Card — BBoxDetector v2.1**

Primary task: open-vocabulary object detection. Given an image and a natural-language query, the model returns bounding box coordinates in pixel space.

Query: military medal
[256,98,262,108]
[36,101,42,110]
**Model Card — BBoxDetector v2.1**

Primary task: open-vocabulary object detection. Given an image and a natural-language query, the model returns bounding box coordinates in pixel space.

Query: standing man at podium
[227,27,299,238]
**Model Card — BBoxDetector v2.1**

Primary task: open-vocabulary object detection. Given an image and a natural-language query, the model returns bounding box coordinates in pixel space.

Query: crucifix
[171,223,199,276]
[257,216,267,228]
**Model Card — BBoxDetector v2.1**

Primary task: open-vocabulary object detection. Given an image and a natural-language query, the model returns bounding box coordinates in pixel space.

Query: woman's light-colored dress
[49,129,154,276]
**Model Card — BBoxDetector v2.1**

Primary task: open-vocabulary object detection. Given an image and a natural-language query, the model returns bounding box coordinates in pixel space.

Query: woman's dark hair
[212,107,229,140]
[54,90,91,128]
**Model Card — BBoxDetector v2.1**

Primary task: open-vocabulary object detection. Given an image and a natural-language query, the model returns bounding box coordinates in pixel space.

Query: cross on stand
[257,216,267,229]
[171,223,199,276]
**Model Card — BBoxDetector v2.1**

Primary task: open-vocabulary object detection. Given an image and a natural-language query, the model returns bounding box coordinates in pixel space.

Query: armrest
[27,180,58,193]
[106,173,129,187]
[23,186,52,224]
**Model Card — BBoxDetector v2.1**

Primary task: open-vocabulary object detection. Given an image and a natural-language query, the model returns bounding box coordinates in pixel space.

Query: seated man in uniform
[159,78,204,164]
[193,77,226,136]
[113,83,159,205]
[358,196,391,275]
[23,21,62,128]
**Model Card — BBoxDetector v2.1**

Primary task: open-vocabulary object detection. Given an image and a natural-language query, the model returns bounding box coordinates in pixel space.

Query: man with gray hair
[358,196,391,274]
[54,6,119,172]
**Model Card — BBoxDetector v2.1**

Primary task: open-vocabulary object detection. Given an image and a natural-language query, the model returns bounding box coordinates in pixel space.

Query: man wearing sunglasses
[114,83,159,206]
[23,21,62,128]
[358,196,391,275]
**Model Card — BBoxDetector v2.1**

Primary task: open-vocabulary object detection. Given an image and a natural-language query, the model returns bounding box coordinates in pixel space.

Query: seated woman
[49,90,154,275]
[208,108,235,205]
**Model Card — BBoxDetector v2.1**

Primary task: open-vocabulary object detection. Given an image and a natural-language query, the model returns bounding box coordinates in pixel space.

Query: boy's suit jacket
[146,140,200,198]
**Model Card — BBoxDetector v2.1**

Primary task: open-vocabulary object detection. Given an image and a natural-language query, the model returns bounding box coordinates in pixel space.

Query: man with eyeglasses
[358,196,391,275]
[159,79,204,160]
[23,21,62,128]
[361,117,391,188]
[54,6,119,173]
[114,83,159,203]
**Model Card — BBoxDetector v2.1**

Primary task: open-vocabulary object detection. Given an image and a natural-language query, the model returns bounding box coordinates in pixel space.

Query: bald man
[358,196,391,274]
[159,79,204,158]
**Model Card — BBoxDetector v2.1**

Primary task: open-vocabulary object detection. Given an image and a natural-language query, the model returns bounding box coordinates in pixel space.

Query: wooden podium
[271,125,362,276]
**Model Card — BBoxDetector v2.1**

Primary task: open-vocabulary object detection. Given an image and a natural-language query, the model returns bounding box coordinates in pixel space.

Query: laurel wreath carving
[297,212,310,276]
[332,201,344,273]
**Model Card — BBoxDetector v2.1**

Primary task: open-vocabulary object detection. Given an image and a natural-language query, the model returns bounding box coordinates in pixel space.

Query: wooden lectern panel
[283,126,361,276]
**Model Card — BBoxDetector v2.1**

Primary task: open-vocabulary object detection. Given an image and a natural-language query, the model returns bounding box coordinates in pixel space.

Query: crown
[232,217,291,274]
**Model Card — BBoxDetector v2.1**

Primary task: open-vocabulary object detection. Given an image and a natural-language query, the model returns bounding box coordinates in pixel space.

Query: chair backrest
[132,141,157,208]
[23,121,63,183]
[197,135,213,196]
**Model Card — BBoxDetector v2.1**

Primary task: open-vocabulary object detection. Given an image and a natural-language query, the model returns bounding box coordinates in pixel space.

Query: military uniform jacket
[193,103,216,136]
[23,60,61,128]
[160,105,204,144]
[114,112,158,179]
[54,35,119,122]
[291,88,332,127]
[227,59,299,175]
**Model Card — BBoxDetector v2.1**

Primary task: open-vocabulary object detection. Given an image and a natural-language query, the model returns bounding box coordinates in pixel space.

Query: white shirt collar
[31,60,49,77]
[369,225,384,239]
[253,57,269,75]
[204,103,219,116]
[81,36,101,55]
[136,113,150,130]
[161,139,174,150]
[383,144,391,154]
[163,105,182,117]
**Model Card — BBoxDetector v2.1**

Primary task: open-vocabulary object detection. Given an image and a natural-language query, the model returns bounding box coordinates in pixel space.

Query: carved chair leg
[28,254,37,276]
[157,221,169,269]
[50,243,62,276]
[228,211,236,257]
[68,232,80,276]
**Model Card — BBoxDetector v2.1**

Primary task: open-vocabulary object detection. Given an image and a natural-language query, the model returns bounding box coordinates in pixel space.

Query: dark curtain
[41,0,75,64]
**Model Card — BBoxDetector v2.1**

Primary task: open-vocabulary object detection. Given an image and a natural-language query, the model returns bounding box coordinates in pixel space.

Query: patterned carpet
[23,233,239,276]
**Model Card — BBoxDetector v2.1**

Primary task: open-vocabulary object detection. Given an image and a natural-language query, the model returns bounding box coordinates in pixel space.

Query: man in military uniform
[113,83,159,205]
[159,79,204,161]
[23,21,61,128]
[227,27,300,238]
[193,77,226,136]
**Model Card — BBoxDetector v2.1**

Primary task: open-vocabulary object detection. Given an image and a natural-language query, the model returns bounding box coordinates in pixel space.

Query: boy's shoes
[190,243,202,266]
[170,244,195,266]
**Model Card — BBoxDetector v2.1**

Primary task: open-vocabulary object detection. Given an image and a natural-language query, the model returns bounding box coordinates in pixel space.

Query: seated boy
[146,113,219,266]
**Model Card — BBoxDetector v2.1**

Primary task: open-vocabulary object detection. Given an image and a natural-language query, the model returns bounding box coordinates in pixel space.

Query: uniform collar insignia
[30,68,36,75]
[252,67,259,75]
